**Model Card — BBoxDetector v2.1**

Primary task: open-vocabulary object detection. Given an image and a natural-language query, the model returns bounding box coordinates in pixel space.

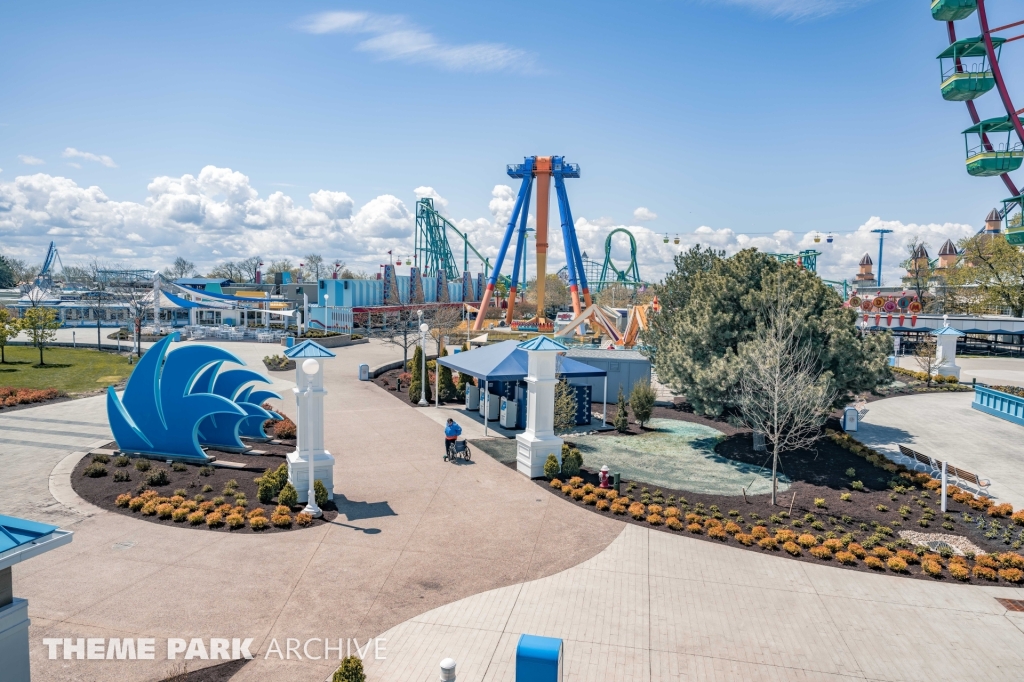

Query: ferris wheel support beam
[947,18,1020,197]
[978,1,1024,163]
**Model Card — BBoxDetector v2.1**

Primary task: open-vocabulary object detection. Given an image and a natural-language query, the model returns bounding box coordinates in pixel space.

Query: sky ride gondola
[962,116,1024,176]
[1002,195,1024,245]
[937,36,1004,101]
[931,0,977,23]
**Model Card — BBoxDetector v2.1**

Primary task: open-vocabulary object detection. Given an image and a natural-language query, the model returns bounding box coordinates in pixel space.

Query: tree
[408,345,431,404]
[456,342,471,399]
[266,259,294,275]
[163,256,197,280]
[332,655,365,682]
[207,260,246,282]
[21,307,60,365]
[614,387,630,433]
[913,338,937,387]
[735,282,837,505]
[0,256,17,288]
[304,254,324,281]
[629,379,657,428]
[437,347,458,401]
[646,247,890,418]
[526,274,570,318]
[553,379,578,433]
[947,234,1024,316]
[240,256,263,283]
[0,307,20,363]
[428,305,465,353]
[902,238,933,304]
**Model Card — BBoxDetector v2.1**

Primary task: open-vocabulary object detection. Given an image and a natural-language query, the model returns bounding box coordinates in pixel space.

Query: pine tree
[553,379,578,433]
[438,347,458,401]
[408,345,432,404]
[629,379,657,428]
[456,342,471,399]
[614,386,630,433]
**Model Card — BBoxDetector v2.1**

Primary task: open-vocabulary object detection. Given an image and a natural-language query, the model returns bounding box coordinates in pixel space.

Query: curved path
[7,340,620,682]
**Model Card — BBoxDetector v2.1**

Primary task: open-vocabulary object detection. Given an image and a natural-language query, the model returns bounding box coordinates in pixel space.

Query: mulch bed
[72,437,338,533]
[513,409,1024,585]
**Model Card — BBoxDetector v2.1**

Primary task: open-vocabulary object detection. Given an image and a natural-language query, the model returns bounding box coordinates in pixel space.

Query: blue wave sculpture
[192,365,279,451]
[236,385,283,440]
[106,335,248,463]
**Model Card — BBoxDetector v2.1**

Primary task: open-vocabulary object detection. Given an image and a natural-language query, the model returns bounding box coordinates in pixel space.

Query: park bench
[898,445,941,474]
[949,466,991,496]
[897,445,991,495]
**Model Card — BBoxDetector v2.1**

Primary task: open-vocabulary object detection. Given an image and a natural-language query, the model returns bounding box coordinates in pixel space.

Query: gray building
[564,348,651,402]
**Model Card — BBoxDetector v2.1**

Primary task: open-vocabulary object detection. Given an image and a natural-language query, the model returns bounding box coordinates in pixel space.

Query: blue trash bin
[516,634,562,682]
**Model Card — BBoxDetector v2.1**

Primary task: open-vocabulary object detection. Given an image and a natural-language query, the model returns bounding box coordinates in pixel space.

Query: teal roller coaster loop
[414,198,491,280]
[598,228,642,292]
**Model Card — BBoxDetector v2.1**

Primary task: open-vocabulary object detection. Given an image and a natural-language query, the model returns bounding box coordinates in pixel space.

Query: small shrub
[797,534,817,548]
[296,512,314,527]
[736,533,755,546]
[723,521,741,535]
[606,490,619,501]
[751,526,769,539]
[876,505,889,513]
[134,459,151,472]
[549,478,563,489]
[249,516,268,531]
[113,469,131,482]
[703,518,722,530]
[836,551,857,565]
[973,566,998,581]
[146,469,169,486]
[198,501,216,513]
[814,498,827,509]
[217,504,233,514]
[114,455,130,467]
[851,481,864,491]
[612,503,627,515]
[202,484,213,493]
[948,563,969,580]
[976,554,1000,569]
[810,546,833,560]
[896,549,919,565]
[647,513,664,526]
[543,455,560,480]
[234,496,248,507]
[187,511,206,525]
[873,546,893,560]
[596,499,611,511]
[156,503,174,519]
[666,517,683,531]
[128,496,146,511]
[115,493,132,507]
[172,507,189,522]
[173,488,188,497]
[707,526,726,540]
[180,500,198,512]
[783,541,801,556]
[865,556,885,570]
[839,493,851,502]
[758,537,778,550]
[1011,511,1024,526]
[171,462,187,472]
[918,518,930,528]
[568,476,584,488]
[332,655,366,682]
[90,453,110,464]
[775,529,796,544]
[999,553,1024,569]
[989,503,1014,518]
[206,512,224,528]
[583,494,598,506]
[226,514,245,529]
[193,494,205,503]
[921,559,942,577]
[247,507,267,519]
[83,463,108,478]
[561,448,583,477]
[687,523,704,534]
[572,488,587,501]
[887,557,908,572]
[271,513,292,528]
[999,568,1024,583]
[823,538,843,553]
[198,466,215,477]
[278,482,298,509]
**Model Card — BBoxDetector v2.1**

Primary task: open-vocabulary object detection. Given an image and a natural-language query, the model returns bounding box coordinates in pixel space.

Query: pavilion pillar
[516,337,566,478]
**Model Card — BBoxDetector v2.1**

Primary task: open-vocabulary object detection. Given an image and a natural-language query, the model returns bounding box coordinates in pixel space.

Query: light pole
[300,359,322,518]
[323,294,330,332]
[870,228,893,287]
[418,310,429,406]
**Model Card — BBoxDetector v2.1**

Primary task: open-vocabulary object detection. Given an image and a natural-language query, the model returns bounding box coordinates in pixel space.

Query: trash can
[358,364,369,381]
[843,406,858,432]
[516,634,562,682]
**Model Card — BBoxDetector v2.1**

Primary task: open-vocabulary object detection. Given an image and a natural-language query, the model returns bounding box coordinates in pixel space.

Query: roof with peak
[859,253,873,266]
[932,325,966,337]
[911,244,930,259]
[518,336,569,352]
[283,339,337,358]
[986,208,1001,222]
[939,239,958,256]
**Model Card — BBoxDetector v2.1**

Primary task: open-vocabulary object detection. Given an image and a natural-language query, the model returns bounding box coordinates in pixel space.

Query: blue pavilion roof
[0,515,59,554]
[517,336,569,352]
[284,339,337,358]
[932,325,966,337]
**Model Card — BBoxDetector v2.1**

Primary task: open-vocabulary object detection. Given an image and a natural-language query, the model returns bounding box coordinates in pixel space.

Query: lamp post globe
[418,320,429,406]
[301,359,322,518]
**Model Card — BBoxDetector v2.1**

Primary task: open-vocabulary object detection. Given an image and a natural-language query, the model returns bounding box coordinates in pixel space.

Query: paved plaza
[4,341,1024,681]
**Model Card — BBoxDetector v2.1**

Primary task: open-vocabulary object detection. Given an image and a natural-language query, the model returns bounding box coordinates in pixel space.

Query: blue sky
[2,0,1022,286]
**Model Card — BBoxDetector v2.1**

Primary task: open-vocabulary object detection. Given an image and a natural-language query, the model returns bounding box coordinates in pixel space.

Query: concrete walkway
[366,524,1024,682]
[7,339,620,682]
[857,391,1024,509]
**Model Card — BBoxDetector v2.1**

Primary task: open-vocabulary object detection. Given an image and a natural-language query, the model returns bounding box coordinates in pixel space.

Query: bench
[898,445,942,474]
[898,445,991,495]
[950,466,991,495]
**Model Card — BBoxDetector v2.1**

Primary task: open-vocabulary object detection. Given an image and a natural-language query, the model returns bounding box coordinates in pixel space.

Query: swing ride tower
[472,156,591,331]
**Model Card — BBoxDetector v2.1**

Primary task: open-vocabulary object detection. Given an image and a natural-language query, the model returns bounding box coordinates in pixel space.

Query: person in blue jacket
[444,418,462,459]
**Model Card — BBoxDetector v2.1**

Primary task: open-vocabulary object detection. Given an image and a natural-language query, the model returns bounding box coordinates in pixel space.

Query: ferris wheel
[934,0,1024,242]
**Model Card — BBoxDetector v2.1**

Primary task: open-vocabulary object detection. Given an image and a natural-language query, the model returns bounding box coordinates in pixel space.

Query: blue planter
[972,385,1024,427]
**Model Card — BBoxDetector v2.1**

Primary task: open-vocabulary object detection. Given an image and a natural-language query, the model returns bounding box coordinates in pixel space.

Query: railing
[967,141,1023,157]
[972,385,1024,427]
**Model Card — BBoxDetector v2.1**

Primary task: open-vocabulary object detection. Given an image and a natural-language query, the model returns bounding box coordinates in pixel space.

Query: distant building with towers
[854,253,876,287]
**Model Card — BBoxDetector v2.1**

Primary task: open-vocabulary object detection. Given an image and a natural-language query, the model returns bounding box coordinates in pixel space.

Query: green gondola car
[1003,197,1024,245]
[963,116,1024,177]
[938,37,1002,102]
[931,0,977,22]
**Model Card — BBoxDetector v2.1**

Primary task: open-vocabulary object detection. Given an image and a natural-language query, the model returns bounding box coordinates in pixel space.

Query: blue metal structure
[474,156,590,330]
[191,365,280,451]
[106,335,249,463]
[34,241,63,286]
[870,228,894,287]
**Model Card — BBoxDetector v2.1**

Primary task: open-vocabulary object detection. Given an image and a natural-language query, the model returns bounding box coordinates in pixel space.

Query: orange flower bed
[0,387,61,408]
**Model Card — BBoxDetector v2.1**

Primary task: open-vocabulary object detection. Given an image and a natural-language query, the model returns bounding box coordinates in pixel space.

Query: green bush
[314,479,329,507]
[332,656,366,682]
[258,478,277,504]
[114,455,130,467]
[560,445,583,478]
[146,469,170,486]
[544,454,560,480]
[614,386,630,433]
[134,459,151,472]
[83,463,108,478]
[198,466,215,477]
[278,482,298,509]
[113,469,131,482]
[171,462,188,472]
[91,453,110,464]
[553,378,578,433]
[629,379,657,428]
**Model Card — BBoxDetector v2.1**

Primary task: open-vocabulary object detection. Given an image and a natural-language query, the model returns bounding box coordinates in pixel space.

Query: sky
[2,0,1023,288]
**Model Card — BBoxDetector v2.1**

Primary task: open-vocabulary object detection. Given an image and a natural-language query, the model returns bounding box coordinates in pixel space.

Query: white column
[287,354,335,503]
[602,376,608,426]
[515,350,563,478]
[152,274,161,334]
[483,381,489,437]
[941,461,948,513]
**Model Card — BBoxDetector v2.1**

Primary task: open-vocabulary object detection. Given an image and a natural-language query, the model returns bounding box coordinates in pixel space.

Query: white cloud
[633,207,657,222]
[0,167,978,291]
[62,147,117,168]
[414,186,448,214]
[714,0,873,20]
[67,162,82,169]
[18,155,44,165]
[296,10,533,72]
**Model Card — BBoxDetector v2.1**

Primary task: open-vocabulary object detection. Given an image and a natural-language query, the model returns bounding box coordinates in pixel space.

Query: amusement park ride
[934,0,1024,243]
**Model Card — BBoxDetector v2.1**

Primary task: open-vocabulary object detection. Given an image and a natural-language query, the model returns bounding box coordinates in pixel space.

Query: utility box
[516,634,562,682]
[500,397,518,428]
[843,406,859,432]
[481,391,500,420]
[358,363,369,381]
[465,384,479,410]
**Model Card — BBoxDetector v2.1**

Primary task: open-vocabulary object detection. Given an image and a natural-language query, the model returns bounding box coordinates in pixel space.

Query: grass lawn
[0,345,133,393]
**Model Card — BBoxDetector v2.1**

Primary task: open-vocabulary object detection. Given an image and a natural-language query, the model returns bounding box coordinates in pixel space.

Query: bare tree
[110,285,153,358]
[736,283,837,505]
[303,254,324,281]
[913,338,937,387]
[164,257,197,280]
[427,305,465,353]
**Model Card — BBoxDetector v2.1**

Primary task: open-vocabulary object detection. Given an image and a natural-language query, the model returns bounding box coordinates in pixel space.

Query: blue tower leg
[554,172,591,308]
[506,179,533,324]
[554,174,582,315]
[473,161,535,330]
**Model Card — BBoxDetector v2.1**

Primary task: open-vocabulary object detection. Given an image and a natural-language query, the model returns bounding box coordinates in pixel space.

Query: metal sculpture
[190,363,280,451]
[107,335,247,463]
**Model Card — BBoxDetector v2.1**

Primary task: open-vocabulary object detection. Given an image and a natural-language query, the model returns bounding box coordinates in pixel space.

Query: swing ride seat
[931,0,976,22]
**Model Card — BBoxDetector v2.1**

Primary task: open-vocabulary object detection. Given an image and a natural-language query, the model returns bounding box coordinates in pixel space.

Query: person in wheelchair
[444,418,462,459]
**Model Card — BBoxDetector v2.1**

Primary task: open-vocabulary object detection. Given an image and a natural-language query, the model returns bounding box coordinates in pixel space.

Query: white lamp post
[323,294,330,331]
[300,359,322,518]
[419,320,429,406]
